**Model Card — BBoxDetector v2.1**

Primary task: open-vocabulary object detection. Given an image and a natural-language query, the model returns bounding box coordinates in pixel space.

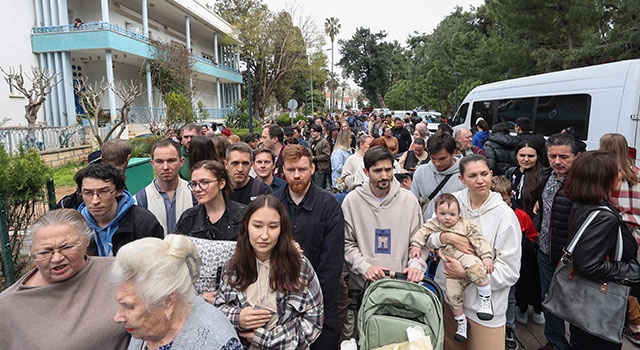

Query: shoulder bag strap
[428,174,454,201]
[564,209,602,257]
[600,206,624,261]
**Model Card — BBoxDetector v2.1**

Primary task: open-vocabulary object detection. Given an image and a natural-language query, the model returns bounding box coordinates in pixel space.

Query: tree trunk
[375,89,387,109]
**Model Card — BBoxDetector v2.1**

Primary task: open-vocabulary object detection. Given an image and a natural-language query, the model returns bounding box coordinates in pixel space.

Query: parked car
[416,111,443,133]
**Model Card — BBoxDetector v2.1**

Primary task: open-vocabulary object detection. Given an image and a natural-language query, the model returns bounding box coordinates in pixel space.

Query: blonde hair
[491,175,512,196]
[111,234,199,311]
[599,133,639,185]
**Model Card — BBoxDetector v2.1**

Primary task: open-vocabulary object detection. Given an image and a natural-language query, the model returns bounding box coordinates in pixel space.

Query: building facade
[3,0,241,130]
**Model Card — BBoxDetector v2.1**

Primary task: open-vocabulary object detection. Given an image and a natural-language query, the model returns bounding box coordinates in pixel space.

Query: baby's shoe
[477,294,494,320]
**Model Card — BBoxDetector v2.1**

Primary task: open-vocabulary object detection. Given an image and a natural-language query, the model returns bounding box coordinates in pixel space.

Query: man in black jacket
[274,145,344,350]
[533,133,580,350]
[391,117,412,154]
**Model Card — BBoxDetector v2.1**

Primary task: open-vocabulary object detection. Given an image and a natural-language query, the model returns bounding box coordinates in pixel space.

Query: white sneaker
[477,294,494,320]
[531,311,545,325]
[454,318,467,342]
[515,306,528,325]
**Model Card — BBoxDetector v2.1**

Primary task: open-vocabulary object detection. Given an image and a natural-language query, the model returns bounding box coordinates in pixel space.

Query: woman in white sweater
[426,154,521,350]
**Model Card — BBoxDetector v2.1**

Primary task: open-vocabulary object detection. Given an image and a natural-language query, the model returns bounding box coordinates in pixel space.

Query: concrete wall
[40,144,93,168]
[0,1,41,127]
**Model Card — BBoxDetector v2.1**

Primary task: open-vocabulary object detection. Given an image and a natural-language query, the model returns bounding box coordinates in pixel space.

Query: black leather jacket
[174,200,246,241]
[569,202,640,285]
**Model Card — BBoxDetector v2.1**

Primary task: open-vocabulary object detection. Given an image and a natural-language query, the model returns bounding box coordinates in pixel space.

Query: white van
[451,59,640,163]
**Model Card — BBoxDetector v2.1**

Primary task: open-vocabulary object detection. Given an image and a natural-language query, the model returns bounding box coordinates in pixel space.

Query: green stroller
[357,271,444,350]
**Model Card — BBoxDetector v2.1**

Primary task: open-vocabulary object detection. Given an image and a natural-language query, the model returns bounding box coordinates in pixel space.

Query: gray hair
[26,209,93,249]
[111,234,199,311]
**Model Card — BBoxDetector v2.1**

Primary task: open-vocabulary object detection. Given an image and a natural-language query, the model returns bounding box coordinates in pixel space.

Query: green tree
[338,28,394,108]
[0,147,51,289]
[324,17,341,112]
[164,92,196,129]
[218,0,308,122]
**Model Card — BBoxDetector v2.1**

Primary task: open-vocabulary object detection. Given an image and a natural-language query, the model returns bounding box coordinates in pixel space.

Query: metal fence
[129,107,237,124]
[0,125,110,155]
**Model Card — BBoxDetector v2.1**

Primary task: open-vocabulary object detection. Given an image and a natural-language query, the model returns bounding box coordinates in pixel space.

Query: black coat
[484,132,518,176]
[174,200,246,241]
[535,167,574,264]
[392,127,412,154]
[274,183,345,349]
[569,202,640,284]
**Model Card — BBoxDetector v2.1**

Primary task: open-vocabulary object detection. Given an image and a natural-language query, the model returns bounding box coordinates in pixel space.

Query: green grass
[51,162,83,187]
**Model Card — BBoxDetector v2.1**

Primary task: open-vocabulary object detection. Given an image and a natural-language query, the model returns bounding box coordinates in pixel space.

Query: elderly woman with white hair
[111,234,242,350]
[0,209,129,349]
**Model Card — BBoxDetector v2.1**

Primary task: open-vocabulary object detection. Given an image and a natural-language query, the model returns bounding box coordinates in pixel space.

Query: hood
[79,190,135,256]
[456,189,505,220]
[487,133,518,147]
[425,156,461,176]
[356,176,402,207]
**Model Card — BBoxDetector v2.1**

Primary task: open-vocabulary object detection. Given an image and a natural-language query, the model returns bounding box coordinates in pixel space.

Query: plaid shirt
[214,256,324,349]
[611,178,640,245]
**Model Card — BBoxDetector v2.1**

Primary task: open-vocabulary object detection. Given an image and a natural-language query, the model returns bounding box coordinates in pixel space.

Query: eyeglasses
[30,240,86,261]
[81,188,117,199]
[188,179,218,191]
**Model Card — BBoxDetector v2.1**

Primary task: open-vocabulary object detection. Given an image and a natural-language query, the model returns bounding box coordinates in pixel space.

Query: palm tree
[324,17,341,113]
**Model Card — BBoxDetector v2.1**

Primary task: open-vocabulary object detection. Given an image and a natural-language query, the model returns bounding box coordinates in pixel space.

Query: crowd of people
[2,109,640,350]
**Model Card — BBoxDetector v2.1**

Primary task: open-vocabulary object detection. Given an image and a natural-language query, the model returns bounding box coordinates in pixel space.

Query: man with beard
[226,142,271,205]
[342,146,426,290]
[134,139,196,235]
[273,144,345,350]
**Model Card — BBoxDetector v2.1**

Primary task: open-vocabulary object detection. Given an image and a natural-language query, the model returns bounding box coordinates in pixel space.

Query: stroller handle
[380,270,445,308]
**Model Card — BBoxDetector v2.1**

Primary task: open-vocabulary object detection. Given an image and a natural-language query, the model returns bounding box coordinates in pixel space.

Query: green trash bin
[125,157,153,195]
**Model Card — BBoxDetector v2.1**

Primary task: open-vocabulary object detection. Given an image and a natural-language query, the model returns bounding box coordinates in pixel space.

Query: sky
[261,0,486,48]
[261,0,486,85]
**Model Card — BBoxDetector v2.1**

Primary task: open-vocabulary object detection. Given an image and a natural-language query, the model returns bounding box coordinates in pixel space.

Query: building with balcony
[2,0,242,131]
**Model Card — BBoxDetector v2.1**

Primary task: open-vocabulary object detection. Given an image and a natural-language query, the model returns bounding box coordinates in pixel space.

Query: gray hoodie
[410,157,466,221]
[343,178,426,288]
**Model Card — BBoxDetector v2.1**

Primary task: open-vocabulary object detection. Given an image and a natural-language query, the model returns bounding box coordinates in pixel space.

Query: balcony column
[141,0,149,36]
[100,0,110,22]
[216,78,222,109]
[105,50,117,124]
[213,33,219,64]
[185,16,193,98]
[237,84,241,107]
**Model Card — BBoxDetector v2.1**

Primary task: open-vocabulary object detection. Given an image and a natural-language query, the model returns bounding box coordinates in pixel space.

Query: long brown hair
[599,133,639,186]
[226,195,304,293]
[515,141,542,217]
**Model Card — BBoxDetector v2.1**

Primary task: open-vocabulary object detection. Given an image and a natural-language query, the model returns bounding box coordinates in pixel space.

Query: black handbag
[542,207,630,344]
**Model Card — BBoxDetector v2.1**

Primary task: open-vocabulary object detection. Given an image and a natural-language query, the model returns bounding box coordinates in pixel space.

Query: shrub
[0,147,52,290]
[130,136,159,158]
[276,113,306,127]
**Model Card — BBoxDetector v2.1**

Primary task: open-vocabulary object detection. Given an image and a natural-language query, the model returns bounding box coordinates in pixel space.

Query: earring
[166,315,171,321]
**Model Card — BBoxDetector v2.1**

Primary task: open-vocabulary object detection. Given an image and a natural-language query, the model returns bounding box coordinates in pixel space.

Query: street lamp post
[309,57,314,115]
[453,72,461,113]
[241,57,254,133]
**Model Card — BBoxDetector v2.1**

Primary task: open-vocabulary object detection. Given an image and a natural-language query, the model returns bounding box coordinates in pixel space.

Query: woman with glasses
[175,160,247,241]
[0,209,130,349]
[175,160,247,304]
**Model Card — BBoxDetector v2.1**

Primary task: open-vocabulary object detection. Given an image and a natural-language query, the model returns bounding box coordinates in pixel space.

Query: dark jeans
[538,250,569,350]
[312,170,329,190]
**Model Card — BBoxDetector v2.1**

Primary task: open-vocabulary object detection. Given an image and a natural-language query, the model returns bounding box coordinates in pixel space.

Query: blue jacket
[472,130,491,150]
[79,190,163,256]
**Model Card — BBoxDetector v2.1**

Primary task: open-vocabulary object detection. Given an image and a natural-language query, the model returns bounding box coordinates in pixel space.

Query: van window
[452,103,469,126]
[469,94,591,139]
